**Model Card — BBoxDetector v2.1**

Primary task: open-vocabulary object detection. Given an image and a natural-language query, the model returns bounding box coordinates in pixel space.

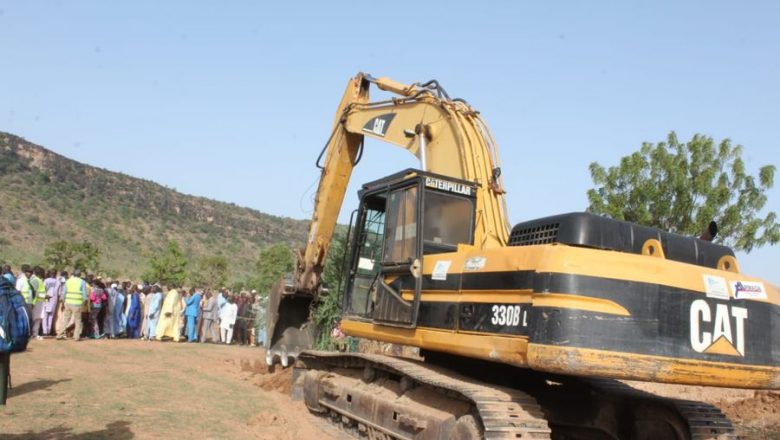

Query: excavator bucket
[264,276,319,367]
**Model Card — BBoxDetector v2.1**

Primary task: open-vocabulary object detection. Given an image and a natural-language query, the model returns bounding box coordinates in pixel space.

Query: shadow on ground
[8,378,72,397]
[2,420,133,439]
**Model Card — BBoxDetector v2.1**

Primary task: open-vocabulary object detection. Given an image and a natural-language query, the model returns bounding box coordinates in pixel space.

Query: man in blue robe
[125,289,141,338]
[184,288,202,342]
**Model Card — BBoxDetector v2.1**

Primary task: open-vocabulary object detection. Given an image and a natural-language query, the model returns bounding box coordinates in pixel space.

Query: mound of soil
[713,391,780,439]
[238,356,293,394]
[717,391,780,423]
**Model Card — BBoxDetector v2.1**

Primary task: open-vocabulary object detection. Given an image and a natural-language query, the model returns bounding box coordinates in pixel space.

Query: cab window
[422,191,473,253]
[346,194,385,317]
[383,186,418,263]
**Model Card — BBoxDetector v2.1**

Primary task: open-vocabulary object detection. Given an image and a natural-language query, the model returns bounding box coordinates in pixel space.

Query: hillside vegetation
[0,132,309,282]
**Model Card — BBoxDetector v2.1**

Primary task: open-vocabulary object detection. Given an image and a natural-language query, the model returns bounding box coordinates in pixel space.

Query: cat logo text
[690,299,747,357]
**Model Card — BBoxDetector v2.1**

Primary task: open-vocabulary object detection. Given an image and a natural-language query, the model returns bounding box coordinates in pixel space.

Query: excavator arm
[266,73,511,365]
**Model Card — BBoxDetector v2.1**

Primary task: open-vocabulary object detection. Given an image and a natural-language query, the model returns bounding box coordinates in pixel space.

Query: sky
[0,1,778,283]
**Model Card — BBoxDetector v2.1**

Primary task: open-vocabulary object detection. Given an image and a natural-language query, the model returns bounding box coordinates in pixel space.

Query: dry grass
[0,339,339,439]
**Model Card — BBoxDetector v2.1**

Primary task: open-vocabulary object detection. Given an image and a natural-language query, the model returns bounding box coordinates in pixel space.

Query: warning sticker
[464,256,486,271]
[702,275,730,300]
[432,260,452,281]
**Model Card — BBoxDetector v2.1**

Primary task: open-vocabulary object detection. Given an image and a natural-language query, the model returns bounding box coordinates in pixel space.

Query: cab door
[372,183,422,327]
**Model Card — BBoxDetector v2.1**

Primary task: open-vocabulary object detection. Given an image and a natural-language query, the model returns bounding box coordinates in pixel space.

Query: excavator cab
[266,169,478,365]
[343,169,477,328]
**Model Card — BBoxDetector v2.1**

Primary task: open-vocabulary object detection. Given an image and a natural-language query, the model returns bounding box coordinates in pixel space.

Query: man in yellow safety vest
[30,266,47,340]
[15,264,33,323]
[56,270,88,341]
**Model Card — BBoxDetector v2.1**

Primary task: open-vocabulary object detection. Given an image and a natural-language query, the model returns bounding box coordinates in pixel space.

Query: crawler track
[296,351,551,439]
[294,351,738,440]
[583,378,737,440]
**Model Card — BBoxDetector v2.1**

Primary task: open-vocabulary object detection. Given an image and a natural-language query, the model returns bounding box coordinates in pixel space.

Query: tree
[142,240,189,286]
[254,244,294,293]
[229,279,253,293]
[72,241,101,273]
[587,132,779,252]
[190,255,229,290]
[321,228,350,291]
[43,240,102,272]
[43,241,74,271]
[314,228,350,349]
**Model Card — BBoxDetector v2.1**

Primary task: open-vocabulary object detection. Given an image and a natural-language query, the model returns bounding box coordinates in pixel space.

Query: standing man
[81,275,92,340]
[141,285,153,340]
[200,290,219,343]
[105,283,117,339]
[236,294,251,346]
[125,286,141,339]
[2,265,15,284]
[56,270,88,341]
[16,265,33,320]
[54,271,69,337]
[156,285,182,342]
[219,295,238,345]
[29,267,47,340]
[217,289,228,312]
[42,270,59,337]
[184,288,202,342]
[113,283,126,337]
[1,273,28,405]
[216,289,228,342]
[88,281,107,339]
[145,285,163,340]
[137,285,148,338]
[252,292,267,347]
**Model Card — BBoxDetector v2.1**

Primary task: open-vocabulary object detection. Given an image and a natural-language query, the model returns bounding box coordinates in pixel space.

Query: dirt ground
[626,380,780,439]
[1,340,778,439]
[0,339,343,440]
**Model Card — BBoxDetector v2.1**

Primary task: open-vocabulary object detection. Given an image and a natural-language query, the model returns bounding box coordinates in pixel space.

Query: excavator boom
[298,73,511,292]
[266,73,512,364]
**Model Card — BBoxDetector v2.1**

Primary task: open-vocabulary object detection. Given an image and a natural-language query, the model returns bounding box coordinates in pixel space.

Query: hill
[0,132,309,283]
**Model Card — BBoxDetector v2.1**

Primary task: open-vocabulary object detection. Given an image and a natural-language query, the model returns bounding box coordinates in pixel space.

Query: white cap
[111,283,117,289]
[251,289,257,294]
[137,284,143,290]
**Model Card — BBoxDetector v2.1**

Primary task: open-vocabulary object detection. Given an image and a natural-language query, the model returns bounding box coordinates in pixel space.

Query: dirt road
[0,339,342,439]
[1,339,777,439]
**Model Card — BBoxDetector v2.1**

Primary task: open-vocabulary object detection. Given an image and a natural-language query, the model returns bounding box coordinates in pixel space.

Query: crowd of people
[0,264,267,346]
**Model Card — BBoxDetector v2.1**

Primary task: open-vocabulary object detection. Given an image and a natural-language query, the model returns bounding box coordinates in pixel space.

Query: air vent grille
[509,223,560,246]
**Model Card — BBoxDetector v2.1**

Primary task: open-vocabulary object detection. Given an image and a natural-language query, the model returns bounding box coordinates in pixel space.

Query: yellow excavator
[265,73,779,439]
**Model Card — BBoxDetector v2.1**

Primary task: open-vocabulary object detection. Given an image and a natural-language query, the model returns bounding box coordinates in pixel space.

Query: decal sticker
[730,280,767,300]
[463,257,486,271]
[362,113,396,137]
[424,177,473,196]
[702,275,730,300]
[357,258,374,271]
[490,304,526,327]
[431,260,452,281]
[690,299,748,356]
